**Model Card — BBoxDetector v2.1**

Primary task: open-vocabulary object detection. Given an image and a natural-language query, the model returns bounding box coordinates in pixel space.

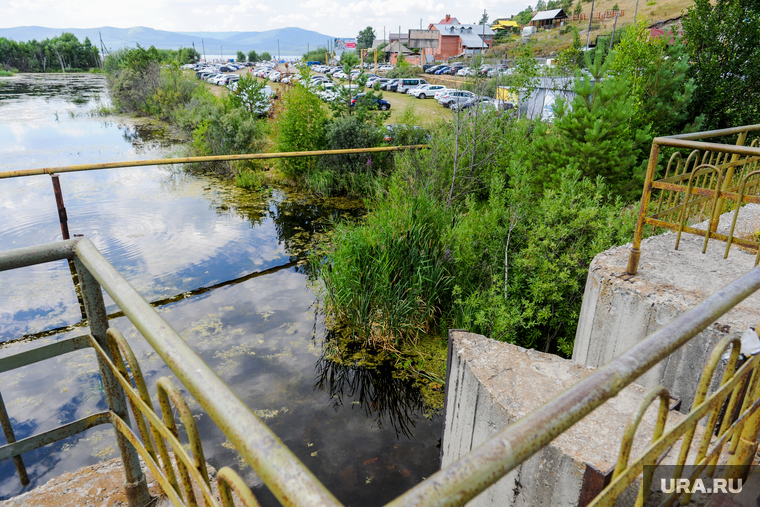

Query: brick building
[425,22,495,61]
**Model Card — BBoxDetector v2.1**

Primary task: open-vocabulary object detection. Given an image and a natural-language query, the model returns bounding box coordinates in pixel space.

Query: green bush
[273,83,328,178]
[306,115,389,196]
[449,167,635,356]
[315,182,454,349]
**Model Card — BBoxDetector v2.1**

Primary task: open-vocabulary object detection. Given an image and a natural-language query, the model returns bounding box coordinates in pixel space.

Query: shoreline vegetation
[15,0,760,414]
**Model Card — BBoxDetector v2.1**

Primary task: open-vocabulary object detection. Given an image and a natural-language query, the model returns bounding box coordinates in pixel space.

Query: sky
[0,0,532,38]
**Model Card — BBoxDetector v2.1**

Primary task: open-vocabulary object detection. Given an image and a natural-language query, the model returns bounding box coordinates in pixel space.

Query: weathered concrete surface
[573,211,760,412]
[442,331,697,507]
[0,455,233,507]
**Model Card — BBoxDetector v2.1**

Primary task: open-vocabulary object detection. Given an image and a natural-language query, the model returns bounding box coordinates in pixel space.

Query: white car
[437,90,476,107]
[334,71,348,80]
[434,88,453,101]
[378,65,393,71]
[208,74,226,84]
[408,84,446,99]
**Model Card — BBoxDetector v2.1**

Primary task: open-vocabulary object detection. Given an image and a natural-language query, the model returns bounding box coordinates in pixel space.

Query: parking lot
[194,61,507,126]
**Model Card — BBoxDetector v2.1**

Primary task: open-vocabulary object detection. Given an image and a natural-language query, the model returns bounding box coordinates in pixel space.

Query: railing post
[0,391,29,486]
[710,131,748,232]
[74,257,152,507]
[626,143,660,275]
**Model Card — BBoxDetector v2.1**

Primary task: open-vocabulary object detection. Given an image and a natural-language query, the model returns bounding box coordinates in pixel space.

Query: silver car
[437,90,476,108]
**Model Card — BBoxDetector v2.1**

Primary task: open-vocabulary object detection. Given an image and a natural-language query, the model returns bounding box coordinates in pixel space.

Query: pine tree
[536,50,650,198]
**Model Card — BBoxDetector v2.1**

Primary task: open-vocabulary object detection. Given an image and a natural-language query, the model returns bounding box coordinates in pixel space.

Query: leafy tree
[514,6,535,24]
[247,50,259,62]
[573,3,582,16]
[556,26,584,70]
[535,0,547,11]
[260,51,272,61]
[611,19,697,136]
[303,46,328,63]
[236,50,246,62]
[682,0,760,130]
[357,27,376,50]
[479,11,489,25]
[274,72,328,177]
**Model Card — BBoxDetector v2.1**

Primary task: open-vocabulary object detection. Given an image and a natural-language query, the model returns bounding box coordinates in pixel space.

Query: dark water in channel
[0,74,442,505]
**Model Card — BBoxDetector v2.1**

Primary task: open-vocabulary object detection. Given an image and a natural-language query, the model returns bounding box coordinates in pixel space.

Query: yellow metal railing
[3,143,760,506]
[627,125,760,275]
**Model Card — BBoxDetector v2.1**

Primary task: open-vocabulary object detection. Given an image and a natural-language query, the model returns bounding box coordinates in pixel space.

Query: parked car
[350,93,391,111]
[382,124,430,144]
[378,64,394,71]
[450,96,495,112]
[381,79,399,91]
[220,75,239,85]
[233,85,274,115]
[434,88,454,101]
[366,77,389,88]
[437,90,476,108]
[396,78,428,93]
[408,84,446,99]
[434,66,451,75]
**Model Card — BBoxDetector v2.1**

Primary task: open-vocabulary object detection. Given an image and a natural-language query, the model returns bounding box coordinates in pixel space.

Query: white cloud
[0,0,537,37]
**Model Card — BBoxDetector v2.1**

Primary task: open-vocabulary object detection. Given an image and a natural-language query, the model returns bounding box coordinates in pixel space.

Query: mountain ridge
[0,25,338,54]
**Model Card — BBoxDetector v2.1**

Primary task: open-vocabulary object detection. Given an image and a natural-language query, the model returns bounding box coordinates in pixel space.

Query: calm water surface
[0,74,442,505]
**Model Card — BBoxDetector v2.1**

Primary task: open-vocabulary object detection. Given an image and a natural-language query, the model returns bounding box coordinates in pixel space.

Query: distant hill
[0,26,337,54]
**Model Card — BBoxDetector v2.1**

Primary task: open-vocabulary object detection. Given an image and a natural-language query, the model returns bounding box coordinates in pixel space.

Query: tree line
[0,33,100,72]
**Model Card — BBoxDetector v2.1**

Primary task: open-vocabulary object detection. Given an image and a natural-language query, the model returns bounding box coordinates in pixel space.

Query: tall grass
[315,185,453,350]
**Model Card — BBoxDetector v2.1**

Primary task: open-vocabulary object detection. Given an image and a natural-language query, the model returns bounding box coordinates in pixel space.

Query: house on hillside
[436,14,460,25]
[383,41,420,65]
[491,18,519,32]
[530,9,569,29]
[389,32,409,46]
[426,23,495,61]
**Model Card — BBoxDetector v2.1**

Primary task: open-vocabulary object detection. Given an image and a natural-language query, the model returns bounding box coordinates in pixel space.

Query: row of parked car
[309,67,514,113]
[423,63,510,78]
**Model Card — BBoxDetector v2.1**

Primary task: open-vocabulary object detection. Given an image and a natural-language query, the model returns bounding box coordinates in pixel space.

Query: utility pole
[277,38,280,63]
[202,39,206,61]
[98,31,108,69]
[634,0,640,22]
[586,0,595,49]
[192,41,196,62]
[483,8,486,53]
[609,10,619,50]
[220,45,223,61]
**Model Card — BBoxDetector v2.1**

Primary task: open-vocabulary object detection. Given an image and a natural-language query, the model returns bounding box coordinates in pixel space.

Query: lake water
[0,73,442,505]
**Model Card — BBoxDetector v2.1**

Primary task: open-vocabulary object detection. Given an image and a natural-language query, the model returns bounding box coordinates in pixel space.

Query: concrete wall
[441,331,688,507]
[572,226,760,412]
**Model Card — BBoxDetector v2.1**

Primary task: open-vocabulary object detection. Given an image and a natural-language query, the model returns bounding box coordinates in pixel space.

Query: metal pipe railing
[386,263,760,506]
[72,238,343,507]
[0,145,428,180]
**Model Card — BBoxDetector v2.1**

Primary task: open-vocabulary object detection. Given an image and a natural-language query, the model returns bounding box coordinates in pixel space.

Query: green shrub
[449,166,635,356]
[315,183,454,349]
[306,115,389,196]
[273,83,328,178]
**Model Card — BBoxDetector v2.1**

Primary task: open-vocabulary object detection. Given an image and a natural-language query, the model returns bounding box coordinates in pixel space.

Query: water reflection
[314,343,428,440]
[0,74,442,506]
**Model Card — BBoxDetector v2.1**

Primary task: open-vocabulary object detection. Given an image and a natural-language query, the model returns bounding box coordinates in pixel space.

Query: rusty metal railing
[0,238,339,507]
[4,144,760,506]
[627,124,760,275]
